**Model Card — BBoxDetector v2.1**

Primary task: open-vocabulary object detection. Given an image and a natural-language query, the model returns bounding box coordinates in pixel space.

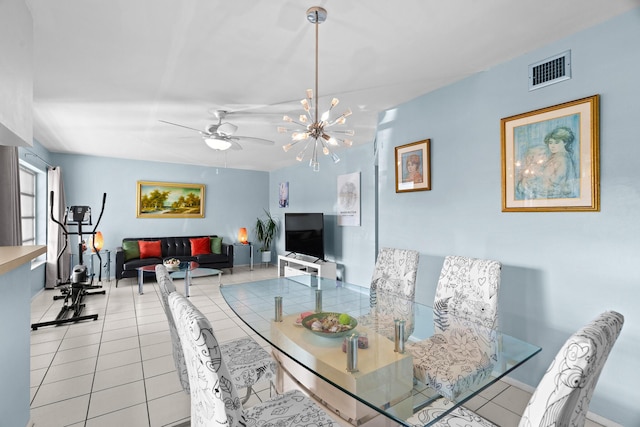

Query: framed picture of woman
[395,139,431,193]
[501,95,599,212]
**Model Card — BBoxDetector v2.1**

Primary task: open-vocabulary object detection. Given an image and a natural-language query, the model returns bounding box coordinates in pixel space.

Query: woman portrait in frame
[501,95,599,212]
[395,139,431,193]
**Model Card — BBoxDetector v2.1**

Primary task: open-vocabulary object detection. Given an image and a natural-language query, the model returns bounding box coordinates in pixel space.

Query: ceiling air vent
[528,50,571,91]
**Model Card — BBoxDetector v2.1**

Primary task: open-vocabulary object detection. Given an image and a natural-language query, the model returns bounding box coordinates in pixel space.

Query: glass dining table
[220,276,541,426]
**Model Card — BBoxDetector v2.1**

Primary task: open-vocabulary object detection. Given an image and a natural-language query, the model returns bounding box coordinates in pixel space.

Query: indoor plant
[254,209,278,263]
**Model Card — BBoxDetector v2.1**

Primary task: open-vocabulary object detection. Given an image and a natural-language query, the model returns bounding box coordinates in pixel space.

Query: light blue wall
[376,9,640,426]
[50,154,270,273]
[270,143,377,286]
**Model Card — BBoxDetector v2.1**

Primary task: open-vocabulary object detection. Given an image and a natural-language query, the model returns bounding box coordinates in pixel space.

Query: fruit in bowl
[163,258,180,269]
[302,312,357,338]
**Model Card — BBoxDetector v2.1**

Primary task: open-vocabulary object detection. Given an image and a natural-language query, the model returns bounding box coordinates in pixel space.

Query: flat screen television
[284,213,324,260]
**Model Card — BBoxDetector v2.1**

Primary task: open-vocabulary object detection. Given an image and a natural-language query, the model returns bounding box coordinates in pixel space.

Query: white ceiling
[26,0,639,172]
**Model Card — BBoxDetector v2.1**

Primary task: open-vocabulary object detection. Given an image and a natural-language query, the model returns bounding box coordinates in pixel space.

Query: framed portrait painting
[395,139,431,193]
[136,181,205,218]
[501,95,599,212]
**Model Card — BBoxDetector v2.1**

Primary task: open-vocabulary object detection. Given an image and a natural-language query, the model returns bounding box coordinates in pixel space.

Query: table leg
[185,270,191,297]
[250,243,254,271]
[137,269,144,295]
[218,271,222,286]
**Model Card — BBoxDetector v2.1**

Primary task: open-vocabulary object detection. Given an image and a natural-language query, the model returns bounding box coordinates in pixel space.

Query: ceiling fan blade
[233,136,275,145]
[159,120,206,134]
[228,139,243,150]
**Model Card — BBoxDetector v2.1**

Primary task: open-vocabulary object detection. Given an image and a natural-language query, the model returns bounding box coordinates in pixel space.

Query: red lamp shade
[91,231,104,252]
[238,227,248,244]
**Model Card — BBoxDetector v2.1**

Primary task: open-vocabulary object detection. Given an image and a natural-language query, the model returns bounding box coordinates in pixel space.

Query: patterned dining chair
[357,247,420,341]
[406,310,624,427]
[407,255,501,400]
[168,291,339,427]
[155,264,276,403]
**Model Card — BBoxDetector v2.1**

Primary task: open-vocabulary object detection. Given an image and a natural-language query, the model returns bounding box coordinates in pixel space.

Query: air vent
[528,50,571,91]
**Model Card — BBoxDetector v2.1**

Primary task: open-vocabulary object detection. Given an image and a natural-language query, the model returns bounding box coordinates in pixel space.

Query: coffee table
[136,261,199,296]
[171,267,222,296]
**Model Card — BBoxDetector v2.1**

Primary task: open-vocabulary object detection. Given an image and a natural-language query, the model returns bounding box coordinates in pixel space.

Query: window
[20,165,36,245]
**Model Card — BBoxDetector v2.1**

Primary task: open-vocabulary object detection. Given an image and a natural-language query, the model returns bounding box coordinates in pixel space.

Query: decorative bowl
[301,312,357,339]
[163,258,181,269]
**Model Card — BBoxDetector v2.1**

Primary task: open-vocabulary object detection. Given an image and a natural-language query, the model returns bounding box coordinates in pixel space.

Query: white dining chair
[357,247,420,341]
[168,291,339,427]
[407,310,624,427]
[155,264,276,403]
[407,255,501,400]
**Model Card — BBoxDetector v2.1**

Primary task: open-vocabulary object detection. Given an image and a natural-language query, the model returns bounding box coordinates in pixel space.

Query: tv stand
[278,254,336,280]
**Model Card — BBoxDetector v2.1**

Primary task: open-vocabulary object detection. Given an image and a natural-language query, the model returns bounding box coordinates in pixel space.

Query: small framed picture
[395,139,431,193]
[501,95,599,212]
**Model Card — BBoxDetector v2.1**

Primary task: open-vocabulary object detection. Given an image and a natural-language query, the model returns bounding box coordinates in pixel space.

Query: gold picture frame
[136,181,205,218]
[395,139,431,193]
[501,95,599,212]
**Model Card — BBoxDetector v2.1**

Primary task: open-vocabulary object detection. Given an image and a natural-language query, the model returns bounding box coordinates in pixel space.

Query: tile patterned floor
[29,265,606,427]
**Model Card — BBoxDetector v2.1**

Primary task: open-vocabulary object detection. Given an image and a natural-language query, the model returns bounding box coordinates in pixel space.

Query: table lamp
[238,227,248,244]
[91,231,104,252]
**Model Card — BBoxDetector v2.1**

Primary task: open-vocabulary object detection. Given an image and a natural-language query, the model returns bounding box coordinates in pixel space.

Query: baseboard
[503,376,622,427]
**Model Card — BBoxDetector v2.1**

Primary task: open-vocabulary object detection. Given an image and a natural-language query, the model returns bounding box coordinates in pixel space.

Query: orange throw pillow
[190,237,212,256]
[139,240,162,259]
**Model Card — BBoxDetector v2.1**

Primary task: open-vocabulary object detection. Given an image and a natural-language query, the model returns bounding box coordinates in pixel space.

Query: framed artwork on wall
[395,139,431,193]
[136,181,205,218]
[501,95,599,212]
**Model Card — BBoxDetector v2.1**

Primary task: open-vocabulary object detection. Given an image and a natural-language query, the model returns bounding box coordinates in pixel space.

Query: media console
[277,254,336,281]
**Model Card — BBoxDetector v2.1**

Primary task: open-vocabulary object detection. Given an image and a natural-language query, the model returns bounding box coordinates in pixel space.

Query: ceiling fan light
[204,138,232,151]
[283,143,294,152]
[331,152,340,163]
[343,139,353,147]
[330,98,339,108]
[296,152,305,162]
[301,99,310,112]
[283,115,293,123]
[277,126,288,133]
[299,115,308,123]
[306,89,313,99]
[320,110,330,122]
[322,146,329,155]
[335,116,346,125]
[343,108,352,117]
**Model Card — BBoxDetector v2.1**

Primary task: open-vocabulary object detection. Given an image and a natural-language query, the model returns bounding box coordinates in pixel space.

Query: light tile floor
[29,265,606,427]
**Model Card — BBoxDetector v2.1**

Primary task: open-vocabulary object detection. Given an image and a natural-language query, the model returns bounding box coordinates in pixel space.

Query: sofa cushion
[139,240,162,259]
[190,237,211,256]
[122,240,140,262]
[210,236,223,254]
[123,257,162,271]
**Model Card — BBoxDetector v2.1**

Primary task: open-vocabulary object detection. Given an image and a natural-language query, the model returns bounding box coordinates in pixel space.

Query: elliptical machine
[31,192,107,330]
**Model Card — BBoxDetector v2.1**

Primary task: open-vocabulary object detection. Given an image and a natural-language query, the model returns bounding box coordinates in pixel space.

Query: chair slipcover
[357,247,419,341]
[168,291,338,427]
[407,310,624,427]
[155,264,276,398]
[407,255,501,400]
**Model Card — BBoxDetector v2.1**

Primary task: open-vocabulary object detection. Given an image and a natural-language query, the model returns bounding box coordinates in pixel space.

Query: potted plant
[255,209,278,264]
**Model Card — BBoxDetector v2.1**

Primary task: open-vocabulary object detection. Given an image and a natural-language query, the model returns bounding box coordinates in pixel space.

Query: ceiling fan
[159,110,274,151]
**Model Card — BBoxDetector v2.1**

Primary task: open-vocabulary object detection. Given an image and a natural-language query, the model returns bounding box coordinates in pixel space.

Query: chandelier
[278,6,354,172]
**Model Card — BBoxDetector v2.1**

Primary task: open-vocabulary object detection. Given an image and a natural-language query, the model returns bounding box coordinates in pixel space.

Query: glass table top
[220,276,541,426]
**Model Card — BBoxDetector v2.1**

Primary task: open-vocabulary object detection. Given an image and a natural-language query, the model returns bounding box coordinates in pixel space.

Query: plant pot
[261,250,272,263]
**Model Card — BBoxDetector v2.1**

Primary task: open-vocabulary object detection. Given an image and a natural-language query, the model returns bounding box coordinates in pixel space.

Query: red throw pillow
[190,237,212,256]
[139,240,162,259]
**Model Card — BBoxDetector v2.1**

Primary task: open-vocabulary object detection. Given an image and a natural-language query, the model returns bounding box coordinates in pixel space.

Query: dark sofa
[115,236,233,285]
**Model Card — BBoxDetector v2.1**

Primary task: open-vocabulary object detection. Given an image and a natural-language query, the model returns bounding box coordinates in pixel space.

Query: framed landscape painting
[501,95,599,212]
[136,181,205,218]
[395,139,431,193]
